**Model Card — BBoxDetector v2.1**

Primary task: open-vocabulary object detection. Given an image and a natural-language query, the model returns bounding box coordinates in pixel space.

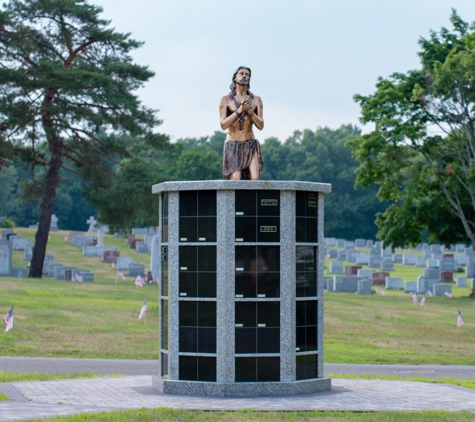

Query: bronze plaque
[260,226,277,232]
[261,199,278,206]
[308,200,317,208]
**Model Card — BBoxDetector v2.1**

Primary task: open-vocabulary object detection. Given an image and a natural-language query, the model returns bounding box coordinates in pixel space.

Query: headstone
[346,250,357,263]
[150,235,160,282]
[357,279,374,294]
[97,226,105,247]
[426,259,439,268]
[357,269,375,278]
[439,259,456,272]
[2,229,14,238]
[432,252,442,260]
[102,250,120,263]
[336,239,345,248]
[371,271,389,285]
[117,257,134,271]
[385,277,403,290]
[12,267,28,278]
[404,281,417,293]
[442,254,454,260]
[381,247,392,260]
[439,271,453,283]
[466,257,475,278]
[329,261,343,274]
[0,238,12,276]
[83,246,97,257]
[323,277,332,290]
[402,254,416,265]
[23,245,33,261]
[465,247,474,257]
[128,262,145,277]
[132,228,148,236]
[456,276,467,287]
[327,250,337,259]
[424,268,440,279]
[86,216,97,236]
[366,240,374,249]
[345,265,361,276]
[50,214,58,232]
[455,255,468,266]
[332,276,359,292]
[337,251,347,261]
[130,239,139,250]
[417,276,426,294]
[126,234,136,246]
[368,256,382,268]
[422,243,429,250]
[28,224,38,229]
[433,284,452,297]
[355,239,366,248]
[356,253,369,265]
[374,241,382,252]
[324,238,336,246]
[416,257,426,267]
[431,244,442,253]
[46,263,62,277]
[456,244,466,253]
[345,241,355,250]
[423,250,431,259]
[392,254,402,264]
[12,238,33,251]
[135,241,148,254]
[448,245,457,253]
[69,231,83,241]
[380,261,393,271]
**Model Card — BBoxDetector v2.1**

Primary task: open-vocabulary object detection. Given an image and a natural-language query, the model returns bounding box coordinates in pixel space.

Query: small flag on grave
[75,274,83,282]
[444,291,453,298]
[427,291,433,297]
[420,296,426,306]
[380,288,386,296]
[117,271,126,281]
[457,310,465,327]
[139,299,147,320]
[3,307,13,332]
[412,293,418,304]
[135,275,144,287]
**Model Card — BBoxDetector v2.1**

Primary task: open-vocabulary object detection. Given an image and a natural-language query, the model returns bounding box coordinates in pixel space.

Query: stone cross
[97,225,104,247]
[86,216,97,236]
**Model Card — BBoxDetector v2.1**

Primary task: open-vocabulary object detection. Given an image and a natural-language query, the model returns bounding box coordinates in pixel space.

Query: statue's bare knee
[249,155,260,180]
[229,171,241,180]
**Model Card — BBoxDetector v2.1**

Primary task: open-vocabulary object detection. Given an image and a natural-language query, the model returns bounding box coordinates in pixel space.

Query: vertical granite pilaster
[167,192,180,380]
[317,192,325,378]
[280,190,296,382]
[216,190,235,383]
[157,194,162,355]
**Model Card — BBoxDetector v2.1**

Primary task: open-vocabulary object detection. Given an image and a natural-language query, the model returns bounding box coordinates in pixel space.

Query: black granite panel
[197,272,217,298]
[296,355,306,380]
[296,354,317,380]
[257,216,280,242]
[198,190,217,216]
[198,246,217,271]
[162,217,169,243]
[179,301,197,326]
[198,217,217,242]
[198,327,217,353]
[179,191,197,217]
[296,301,306,326]
[258,246,280,272]
[235,302,256,326]
[257,327,280,353]
[258,302,280,327]
[179,356,197,381]
[306,192,318,217]
[306,218,317,243]
[198,357,217,381]
[162,323,168,350]
[296,191,306,217]
[162,300,169,325]
[180,272,197,297]
[179,217,197,242]
[163,193,169,217]
[305,326,317,351]
[235,190,257,216]
[257,357,280,381]
[257,191,280,216]
[235,272,256,297]
[197,302,216,327]
[296,217,306,242]
[179,327,197,352]
[235,217,256,242]
[179,246,197,271]
[235,246,256,271]
[306,300,317,325]
[235,328,257,353]
[161,352,169,376]
[235,357,256,382]
[296,327,306,352]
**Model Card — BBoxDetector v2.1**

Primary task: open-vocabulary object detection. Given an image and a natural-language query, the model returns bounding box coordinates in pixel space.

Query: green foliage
[0,219,15,228]
[260,125,387,239]
[350,10,475,249]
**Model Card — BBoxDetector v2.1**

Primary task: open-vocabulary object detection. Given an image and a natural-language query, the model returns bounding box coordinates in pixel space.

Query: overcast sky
[93,0,475,142]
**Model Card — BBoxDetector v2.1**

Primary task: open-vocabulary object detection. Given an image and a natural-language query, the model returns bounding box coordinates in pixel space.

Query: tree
[261,125,388,240]
[349,11,475,296]
[0,0,159,277]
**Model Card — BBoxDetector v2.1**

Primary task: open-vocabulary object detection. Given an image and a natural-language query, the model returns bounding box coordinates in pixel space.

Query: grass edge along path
[25,409,475,422]
[0,372,119,383]
[327,373,475,390]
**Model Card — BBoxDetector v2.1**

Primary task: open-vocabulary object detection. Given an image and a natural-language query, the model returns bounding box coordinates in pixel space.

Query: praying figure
[219,67,264,180]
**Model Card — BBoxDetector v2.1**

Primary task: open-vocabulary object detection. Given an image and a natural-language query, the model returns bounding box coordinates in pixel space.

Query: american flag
[375,286,379,293]
[444,291,453,298]
[420,296,426,306]
[135,275,144,287]
[138,299,147,319]
[155,275,160,284]
[117,271,126,281]
[74,274,83,282]
[427,290,433,297]
[457,310,465,327]
[111,262,115,268]
[380,288,386,296]
[412,293,418,304]
[3,307,13,332]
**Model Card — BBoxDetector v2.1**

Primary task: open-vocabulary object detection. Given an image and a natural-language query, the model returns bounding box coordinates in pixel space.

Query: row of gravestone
[324,275,467,296]
[27,214,59,231]
[42,255,94,282]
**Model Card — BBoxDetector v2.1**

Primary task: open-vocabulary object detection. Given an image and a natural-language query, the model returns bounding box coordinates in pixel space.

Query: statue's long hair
[229,66,254,100]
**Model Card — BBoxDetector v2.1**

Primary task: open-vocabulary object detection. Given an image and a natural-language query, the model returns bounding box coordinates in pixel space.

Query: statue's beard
[236,78,248,86]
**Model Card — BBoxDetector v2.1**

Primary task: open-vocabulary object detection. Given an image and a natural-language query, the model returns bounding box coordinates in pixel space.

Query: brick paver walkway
[0,376,474,421]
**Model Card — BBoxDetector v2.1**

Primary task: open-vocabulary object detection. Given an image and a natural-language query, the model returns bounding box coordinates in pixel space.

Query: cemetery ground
[0,228,474,365]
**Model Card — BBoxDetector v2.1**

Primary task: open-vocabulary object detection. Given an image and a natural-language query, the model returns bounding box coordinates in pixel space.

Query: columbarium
[152,180,331,396]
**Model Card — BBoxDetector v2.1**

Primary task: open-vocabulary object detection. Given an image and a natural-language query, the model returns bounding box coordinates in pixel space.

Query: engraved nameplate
[235,323,243,327]
[235,294,243,298]
[235,238,244,242]
[236,211,244,215]
[258,323,266,327]
[180,237,187,241]
[179,293,187,297]
[180,266,187,271]
[198,237,206,241]
[236,267,244,271]
[308,200,317,208]
[261,199,278,206]
[260,226,277,232]
[257,294,266,298]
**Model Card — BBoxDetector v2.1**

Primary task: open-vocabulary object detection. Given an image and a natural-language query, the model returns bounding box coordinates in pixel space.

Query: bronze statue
[220,67,264,180]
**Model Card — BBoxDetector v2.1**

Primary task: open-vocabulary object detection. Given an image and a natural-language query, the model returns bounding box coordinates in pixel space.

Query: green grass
[0,372,114,383]
[327,373,475,389]
[0,392,7,400]
[26,409,475,422]
[2,228,475,364]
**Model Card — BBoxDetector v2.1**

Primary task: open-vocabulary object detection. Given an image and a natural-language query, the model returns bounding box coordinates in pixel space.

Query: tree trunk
[29,88,61,278]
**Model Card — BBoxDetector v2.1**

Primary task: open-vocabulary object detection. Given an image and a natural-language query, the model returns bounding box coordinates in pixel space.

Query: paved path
[0,375,475,421]
[2,357,475,379]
